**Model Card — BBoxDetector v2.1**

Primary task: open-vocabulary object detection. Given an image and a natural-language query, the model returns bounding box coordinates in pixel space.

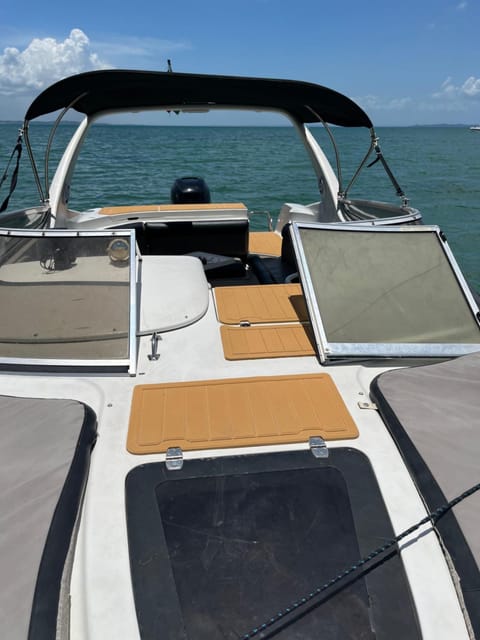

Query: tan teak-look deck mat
[248,232,282,256]
[220,324,315,359]
[99,203,246,215]
[214,283,308,325]
[127,373,358,454]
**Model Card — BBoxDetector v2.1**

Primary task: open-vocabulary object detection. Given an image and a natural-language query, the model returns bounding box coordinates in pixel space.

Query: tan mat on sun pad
[248,232,282,256]
[215,283,308,324]
[127,373,358,454]
[99,203,246,215]
[220,324,315,359]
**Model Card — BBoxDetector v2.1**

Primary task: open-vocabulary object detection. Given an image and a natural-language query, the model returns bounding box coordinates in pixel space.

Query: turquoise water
[1,122,479,287]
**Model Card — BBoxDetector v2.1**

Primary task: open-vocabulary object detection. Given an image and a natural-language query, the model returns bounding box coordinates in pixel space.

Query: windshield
[0,230,135,368]
[292,224,480,361]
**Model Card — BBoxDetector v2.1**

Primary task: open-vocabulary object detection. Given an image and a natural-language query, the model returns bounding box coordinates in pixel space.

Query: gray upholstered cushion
[0,396,95,639]
[372,352,480,568]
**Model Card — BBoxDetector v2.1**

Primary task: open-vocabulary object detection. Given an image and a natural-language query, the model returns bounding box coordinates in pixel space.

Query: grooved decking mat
[248,232,282,256]
[127,373,358,454]
[214,284,308,325]
[99,203,246,215]
[220,324,315,359]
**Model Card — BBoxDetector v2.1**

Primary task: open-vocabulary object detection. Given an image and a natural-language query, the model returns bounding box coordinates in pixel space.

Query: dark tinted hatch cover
[126,449,420,639]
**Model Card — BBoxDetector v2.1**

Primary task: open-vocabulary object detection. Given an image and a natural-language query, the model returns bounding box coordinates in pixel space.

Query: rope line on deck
[241,481,480,639]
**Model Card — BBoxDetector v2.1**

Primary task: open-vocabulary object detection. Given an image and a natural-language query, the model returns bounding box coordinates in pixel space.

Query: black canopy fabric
[24,70,373,128]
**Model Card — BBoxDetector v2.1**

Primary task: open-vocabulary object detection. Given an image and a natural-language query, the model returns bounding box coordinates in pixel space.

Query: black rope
[0,132,23,212]
[241,481,480,639]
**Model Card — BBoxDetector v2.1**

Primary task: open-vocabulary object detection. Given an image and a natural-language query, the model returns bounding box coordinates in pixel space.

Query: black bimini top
[24,69,373,128]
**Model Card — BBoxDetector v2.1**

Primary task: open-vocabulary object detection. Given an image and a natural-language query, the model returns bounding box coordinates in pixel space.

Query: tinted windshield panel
[0,232,132,361]
[293,225,480,359]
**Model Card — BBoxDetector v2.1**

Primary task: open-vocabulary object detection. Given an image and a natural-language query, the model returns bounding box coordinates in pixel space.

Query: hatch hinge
[309,436,329,458]
[148,331,160,361]
[165,446,184,471]
[358,401,378,410]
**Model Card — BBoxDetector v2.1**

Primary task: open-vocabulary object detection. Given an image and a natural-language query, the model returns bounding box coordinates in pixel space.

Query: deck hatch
[127,373,358,454]
[215,283,314,361]
[214,283,308,325]
[219,323,315,360]
[126,449,421,639]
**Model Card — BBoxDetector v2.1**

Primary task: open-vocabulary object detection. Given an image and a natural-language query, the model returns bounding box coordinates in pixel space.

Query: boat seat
[281,222,298,270]
[370,352,480,637]
[0,395,97,640]
[247,226,298,284]
[136,219,249,260]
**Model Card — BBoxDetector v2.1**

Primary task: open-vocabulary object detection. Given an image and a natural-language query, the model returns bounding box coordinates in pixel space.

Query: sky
[0,0,479,126]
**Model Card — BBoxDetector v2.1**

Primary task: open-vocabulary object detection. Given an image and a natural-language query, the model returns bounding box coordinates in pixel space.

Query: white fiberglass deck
[0,231,478,640]
[0,271,473,640]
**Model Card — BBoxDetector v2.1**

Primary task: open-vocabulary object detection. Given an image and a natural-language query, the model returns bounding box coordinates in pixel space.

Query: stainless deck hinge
[358,401,378,410]
[165,447,184,471]
[148,331,160,361]
[309,436,329,458]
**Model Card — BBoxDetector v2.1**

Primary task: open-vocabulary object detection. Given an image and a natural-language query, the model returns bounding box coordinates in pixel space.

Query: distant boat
[470,125,480,131]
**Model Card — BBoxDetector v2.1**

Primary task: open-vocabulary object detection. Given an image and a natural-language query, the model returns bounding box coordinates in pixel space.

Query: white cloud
[0,29,192,99]
[462,76,480,96]
[0,29,109,96]
[433,76,480,99]
[91,36,190,60]
[433,77,456,98]
[0,29,192,118]
[355,94,412,111]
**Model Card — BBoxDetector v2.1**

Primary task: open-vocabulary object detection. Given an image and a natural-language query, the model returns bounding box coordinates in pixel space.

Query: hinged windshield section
[290,223,480,362]
[0,229,136,372]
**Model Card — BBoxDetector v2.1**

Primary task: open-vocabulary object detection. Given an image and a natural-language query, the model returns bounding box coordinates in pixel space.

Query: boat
[0,70,479,640]
[470,125,480,131]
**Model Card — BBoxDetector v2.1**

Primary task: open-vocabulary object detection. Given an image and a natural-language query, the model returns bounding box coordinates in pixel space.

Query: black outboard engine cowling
[171,176,211,204]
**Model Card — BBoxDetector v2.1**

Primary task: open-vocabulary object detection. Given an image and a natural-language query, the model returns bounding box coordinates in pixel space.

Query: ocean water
[1,122,479,287]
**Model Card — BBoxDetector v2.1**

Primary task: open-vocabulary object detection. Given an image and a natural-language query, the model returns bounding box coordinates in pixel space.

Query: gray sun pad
[371,352,480,634]
[0,395,96,639]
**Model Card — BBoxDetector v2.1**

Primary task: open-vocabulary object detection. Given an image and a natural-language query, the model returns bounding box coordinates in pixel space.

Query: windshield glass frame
[290,222,480,362]
[0,228,137,373]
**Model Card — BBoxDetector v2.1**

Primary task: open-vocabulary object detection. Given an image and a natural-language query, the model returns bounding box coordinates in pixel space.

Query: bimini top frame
[24,70,373,127]
[19,70,375,208]
[16,70,410,220]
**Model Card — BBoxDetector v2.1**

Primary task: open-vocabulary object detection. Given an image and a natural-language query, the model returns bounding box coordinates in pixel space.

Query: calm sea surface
[1,122,479,287]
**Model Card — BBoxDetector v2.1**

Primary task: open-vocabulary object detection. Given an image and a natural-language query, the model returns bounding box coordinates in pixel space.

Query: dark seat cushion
[141,220,249,260]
